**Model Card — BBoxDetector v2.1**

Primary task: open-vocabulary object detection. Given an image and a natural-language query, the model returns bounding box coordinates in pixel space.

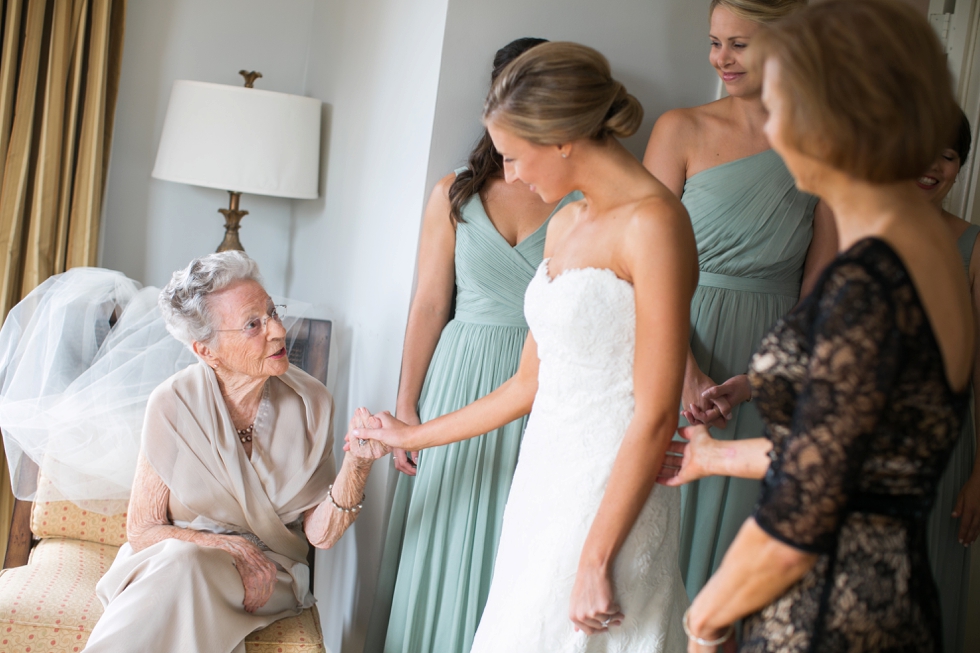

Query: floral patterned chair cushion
[0,538,116,653]
[29,474,127,545]
[0,475,326,653]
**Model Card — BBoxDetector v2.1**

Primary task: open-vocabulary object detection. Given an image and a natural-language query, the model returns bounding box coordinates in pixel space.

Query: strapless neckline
[541,257,633,288]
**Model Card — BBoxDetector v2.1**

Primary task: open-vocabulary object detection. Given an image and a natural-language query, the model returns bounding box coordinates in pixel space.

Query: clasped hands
[343,407,393,462]
[343,408,410,458]
[661,371,751,488]
[682,371,751,429]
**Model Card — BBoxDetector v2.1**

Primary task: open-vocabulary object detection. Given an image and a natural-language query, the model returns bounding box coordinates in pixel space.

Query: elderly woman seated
[83,252,386,653]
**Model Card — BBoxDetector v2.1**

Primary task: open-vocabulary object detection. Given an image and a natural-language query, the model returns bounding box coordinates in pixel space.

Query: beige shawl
[142,362,335,567]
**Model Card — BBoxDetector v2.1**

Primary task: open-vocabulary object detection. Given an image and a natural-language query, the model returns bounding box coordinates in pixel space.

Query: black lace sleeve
[753,261,903,553]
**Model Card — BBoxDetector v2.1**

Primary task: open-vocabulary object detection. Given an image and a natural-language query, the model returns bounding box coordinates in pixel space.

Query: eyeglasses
[215,304,286,338]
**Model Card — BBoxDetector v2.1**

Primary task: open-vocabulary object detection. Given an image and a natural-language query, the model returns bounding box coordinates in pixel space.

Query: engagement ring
[358,438,368,446]
[601,618,612,627]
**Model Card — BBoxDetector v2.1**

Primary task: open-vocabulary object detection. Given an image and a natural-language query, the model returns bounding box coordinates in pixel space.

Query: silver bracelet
[327,483,364,514]
[682,607,734,647]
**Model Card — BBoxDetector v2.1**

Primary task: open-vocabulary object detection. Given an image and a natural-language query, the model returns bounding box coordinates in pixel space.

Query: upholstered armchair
[0,319,332,653]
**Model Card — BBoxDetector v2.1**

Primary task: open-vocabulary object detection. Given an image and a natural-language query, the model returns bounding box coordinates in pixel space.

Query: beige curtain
[0,0,126,561]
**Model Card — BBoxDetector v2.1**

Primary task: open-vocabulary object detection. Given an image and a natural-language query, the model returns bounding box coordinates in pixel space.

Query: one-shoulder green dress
[927,222,979,653]
[364,180,581,653]
[679,149,818,600]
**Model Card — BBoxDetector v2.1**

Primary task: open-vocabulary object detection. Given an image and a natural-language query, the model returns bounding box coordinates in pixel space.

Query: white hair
[158,251,263,347]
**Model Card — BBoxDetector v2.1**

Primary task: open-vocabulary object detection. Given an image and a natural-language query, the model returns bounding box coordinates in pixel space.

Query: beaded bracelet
[682,608,734,647]
[327,483,365,514]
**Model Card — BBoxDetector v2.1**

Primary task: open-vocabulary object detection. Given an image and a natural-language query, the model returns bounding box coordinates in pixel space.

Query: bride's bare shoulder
[626,192,696,255]
[615,195,697,291]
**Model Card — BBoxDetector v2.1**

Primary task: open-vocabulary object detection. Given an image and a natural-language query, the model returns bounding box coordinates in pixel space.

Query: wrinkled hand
[953,471,980,545]
[343,407,390,462]
[657,425,715,487]
[221,534,278,613]
[351,411,418,451]
[392,412,421,476]
[683,367,728,429]
[569,561,623,635]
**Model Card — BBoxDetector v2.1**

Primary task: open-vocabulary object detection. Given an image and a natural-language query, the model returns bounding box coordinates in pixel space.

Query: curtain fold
[0,0,126,562]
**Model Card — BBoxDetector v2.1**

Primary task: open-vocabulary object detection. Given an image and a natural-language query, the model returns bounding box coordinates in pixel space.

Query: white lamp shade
[152,80,321,199]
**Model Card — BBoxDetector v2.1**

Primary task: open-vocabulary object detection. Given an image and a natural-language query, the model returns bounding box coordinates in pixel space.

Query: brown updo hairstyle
[708,0,807,24]
[757,0,958,183]
[482,42,643,146]
[448,38,548,226]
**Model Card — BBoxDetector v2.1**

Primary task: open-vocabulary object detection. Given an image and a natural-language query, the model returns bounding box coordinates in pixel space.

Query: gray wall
[101,0,317,295]
[287,0,449,650]
[426,0,718,194]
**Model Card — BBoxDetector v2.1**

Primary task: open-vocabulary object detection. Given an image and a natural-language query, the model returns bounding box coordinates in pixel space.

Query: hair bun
[602,85,643,139]
[484,42,644,144]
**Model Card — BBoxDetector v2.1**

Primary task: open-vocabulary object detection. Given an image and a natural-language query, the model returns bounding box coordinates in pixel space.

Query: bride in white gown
[356,42,697,652]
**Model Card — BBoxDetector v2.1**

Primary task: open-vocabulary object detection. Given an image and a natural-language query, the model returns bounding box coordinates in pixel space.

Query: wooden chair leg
[3,498,33,569]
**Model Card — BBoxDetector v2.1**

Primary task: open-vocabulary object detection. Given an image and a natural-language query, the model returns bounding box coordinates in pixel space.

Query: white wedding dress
[469,261,689,653]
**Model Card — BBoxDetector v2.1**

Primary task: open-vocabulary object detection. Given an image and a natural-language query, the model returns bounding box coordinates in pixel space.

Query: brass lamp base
[216,191,248,252]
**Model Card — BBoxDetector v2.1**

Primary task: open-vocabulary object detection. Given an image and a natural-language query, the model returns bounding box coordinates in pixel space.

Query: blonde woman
[356,42,697,651]
[659,2,973,651]
[643,0,838,600]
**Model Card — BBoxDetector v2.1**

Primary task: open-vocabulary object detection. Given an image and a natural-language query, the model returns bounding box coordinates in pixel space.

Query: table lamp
[151,71,321,252]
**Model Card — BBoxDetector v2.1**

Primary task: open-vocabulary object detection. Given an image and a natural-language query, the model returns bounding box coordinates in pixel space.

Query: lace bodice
[524,260,636,431]
[744,238,967,652]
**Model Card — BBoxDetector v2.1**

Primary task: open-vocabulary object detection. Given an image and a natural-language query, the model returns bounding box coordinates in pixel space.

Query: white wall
[101,0,317,295]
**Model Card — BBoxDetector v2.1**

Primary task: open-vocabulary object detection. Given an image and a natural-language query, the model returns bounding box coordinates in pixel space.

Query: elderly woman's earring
[561,152,568,159]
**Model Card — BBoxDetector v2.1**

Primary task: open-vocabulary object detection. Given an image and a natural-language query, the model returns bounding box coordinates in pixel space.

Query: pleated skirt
[927,405,975,653]
[364,320,529,653]
[679,283,797,601]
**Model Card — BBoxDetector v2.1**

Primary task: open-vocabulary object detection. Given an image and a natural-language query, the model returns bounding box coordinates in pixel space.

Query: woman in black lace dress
[657,2,974,652]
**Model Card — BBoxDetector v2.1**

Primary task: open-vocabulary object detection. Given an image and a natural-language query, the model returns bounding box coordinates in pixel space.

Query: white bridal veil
[0,267,307,513]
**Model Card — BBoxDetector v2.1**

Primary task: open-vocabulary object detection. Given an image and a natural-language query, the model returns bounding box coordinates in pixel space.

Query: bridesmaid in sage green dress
[643,0,837,601]
[919,108,980,653]
[364,38,581,653]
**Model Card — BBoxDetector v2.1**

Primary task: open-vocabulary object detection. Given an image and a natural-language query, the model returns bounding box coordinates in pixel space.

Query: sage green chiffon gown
[364,181,581,653]
[679,149,817,600]
[926,222,979,653]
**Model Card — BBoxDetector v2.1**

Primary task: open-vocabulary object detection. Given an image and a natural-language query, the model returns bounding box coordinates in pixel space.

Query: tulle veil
[0,267,308,514]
